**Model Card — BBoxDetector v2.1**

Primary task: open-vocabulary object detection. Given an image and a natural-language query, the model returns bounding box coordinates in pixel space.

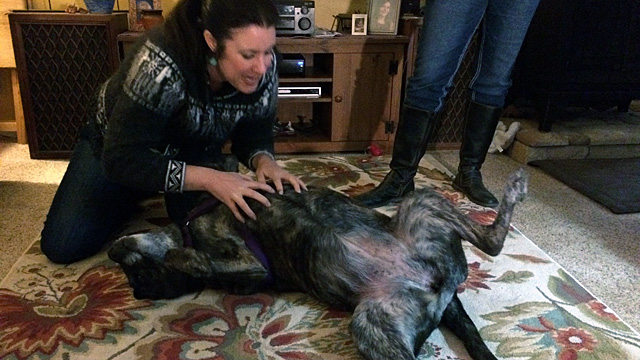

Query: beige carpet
[0,140,68,280]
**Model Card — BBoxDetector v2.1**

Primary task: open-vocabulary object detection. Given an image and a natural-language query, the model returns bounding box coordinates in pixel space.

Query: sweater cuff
[165,160,186,193]
[248,150,275,171]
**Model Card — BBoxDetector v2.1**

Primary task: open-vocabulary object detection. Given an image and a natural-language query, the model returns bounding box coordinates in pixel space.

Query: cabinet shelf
[279,67,332,82]
[278,96,332,103]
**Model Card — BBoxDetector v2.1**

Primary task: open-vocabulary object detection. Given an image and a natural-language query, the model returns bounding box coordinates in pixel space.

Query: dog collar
[180,198,274,287]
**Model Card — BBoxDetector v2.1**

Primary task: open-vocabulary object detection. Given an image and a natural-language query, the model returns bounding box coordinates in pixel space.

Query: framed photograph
[351,14,368,36]
[128,0,162,31]
[367,0,401,35]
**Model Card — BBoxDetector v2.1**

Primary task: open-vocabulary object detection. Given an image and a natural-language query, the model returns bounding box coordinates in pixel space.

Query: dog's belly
[247,187,458,309]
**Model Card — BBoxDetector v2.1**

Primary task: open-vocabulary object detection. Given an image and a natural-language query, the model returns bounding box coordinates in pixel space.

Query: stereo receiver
[274,0,315,36]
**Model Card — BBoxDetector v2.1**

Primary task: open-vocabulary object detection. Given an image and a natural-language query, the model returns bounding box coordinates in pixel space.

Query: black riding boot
[354,105,438,208]
[452,100,503,208]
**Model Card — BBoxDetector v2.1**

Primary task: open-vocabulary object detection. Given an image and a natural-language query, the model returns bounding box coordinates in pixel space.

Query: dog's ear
[349,297,425,360]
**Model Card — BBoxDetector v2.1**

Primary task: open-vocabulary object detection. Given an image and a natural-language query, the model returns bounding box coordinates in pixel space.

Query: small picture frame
[351,14,368,36]
[128,0,162,31]
[367,0,401,35]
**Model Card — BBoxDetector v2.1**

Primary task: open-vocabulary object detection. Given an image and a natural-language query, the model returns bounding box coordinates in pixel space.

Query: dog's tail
[440,293,499,360]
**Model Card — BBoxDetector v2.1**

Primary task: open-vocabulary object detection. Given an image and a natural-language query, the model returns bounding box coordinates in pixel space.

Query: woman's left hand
[252,154,307,194]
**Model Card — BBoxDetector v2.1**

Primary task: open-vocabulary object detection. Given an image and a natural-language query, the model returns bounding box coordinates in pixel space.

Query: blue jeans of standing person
[40,127,206,264]
[405,0,540,112]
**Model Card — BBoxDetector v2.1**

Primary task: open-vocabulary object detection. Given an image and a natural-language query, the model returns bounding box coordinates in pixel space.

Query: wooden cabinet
[118,33,408,154]
[510,0,640,131]
[274,36,407,153]
[9,12,128,158]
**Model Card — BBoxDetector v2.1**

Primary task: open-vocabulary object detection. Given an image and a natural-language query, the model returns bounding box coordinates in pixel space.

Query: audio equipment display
[278,86,321,98]
[279,53,305,76]
[274,0,315,36]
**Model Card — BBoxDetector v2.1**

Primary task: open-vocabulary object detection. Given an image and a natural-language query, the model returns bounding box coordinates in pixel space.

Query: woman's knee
[40,224,103,264]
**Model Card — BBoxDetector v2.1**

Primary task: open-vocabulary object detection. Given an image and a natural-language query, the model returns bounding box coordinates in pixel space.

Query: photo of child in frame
[352,14,368,35]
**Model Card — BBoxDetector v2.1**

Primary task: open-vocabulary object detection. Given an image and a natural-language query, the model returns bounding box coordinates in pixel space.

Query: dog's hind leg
[448,168,528,256]
[465,168,527,256]
[440,294,497,360]
[349,282,448,360]
[350,298,417,360]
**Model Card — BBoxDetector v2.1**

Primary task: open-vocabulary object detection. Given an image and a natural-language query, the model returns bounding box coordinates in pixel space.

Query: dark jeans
[405,0,540,111]
[40,139,154,263]
[40,137,206,264]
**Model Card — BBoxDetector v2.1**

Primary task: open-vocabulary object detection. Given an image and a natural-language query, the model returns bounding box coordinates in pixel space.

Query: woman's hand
[184,165,276,223]
[252,153,307,194]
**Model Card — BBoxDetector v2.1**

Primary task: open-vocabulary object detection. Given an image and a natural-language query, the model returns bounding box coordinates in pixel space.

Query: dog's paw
[505,168,528,204]
[109,227,180,266]
[108,236,145,266]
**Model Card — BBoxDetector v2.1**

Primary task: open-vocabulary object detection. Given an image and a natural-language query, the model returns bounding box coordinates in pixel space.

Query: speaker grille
[10,13,127,158]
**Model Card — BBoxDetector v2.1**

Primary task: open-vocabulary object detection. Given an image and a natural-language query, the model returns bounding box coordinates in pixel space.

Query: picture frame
[367,0,401,35]
[351,14,368,36]
[128,0,162,31]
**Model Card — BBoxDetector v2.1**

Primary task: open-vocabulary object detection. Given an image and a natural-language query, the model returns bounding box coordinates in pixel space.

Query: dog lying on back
[109,168,528,360]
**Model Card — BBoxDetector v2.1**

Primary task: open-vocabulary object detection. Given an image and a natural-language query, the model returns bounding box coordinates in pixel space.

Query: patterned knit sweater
[88,27,278,193]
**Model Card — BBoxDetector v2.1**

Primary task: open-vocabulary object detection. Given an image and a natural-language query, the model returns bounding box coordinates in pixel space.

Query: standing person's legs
[354,0,486,208]
[468,0,540,108]
[40,138,155,264]
[452,0,540,207]
[405,0,487,112]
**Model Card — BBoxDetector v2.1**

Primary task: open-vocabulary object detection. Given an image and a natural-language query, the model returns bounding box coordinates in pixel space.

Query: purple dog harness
[180,197,274,287]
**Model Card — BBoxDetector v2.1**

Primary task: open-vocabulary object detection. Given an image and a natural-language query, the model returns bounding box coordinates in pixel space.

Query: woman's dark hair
[164,0,279,73]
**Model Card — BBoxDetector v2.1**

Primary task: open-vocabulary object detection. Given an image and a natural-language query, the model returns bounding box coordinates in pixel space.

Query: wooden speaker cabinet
[9,12,127,159]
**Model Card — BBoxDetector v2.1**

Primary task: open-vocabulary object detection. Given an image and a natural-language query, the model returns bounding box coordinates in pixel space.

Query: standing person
[355,0,539,208]
[370,0,396,33]
[40,0,306,264]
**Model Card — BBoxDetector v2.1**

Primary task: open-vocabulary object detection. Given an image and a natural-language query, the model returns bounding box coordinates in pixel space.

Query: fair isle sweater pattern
[124,40,185,116]
[96,37,277,193]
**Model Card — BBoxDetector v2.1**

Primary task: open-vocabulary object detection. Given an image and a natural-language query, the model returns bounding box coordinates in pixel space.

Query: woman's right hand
[184,165,275,223]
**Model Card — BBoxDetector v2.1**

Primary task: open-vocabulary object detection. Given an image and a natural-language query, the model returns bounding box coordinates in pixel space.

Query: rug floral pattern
[1,154,638,360]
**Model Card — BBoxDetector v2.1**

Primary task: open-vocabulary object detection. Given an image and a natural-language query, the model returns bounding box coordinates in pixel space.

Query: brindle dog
[108,169,528,360]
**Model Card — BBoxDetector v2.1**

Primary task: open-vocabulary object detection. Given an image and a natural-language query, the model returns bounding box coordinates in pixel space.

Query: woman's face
[379,1,391,17]
[212,25,276,94]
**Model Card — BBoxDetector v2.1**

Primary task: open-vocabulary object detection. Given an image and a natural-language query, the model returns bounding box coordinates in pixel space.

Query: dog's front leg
[164,242,269,294]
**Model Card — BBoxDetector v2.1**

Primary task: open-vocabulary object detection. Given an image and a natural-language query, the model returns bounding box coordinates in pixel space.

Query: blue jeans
[40,137,156,264]
[405,0,540,111]
[40,128,207,264]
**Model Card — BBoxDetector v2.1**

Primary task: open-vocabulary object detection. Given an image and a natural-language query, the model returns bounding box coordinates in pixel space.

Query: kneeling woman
[40,0,306,264]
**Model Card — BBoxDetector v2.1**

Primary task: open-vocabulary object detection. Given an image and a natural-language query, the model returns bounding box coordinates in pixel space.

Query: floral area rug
[1,154,639,360]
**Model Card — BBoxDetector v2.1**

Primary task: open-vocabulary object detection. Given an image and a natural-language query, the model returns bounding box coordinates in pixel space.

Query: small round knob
[334,96,343,103]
